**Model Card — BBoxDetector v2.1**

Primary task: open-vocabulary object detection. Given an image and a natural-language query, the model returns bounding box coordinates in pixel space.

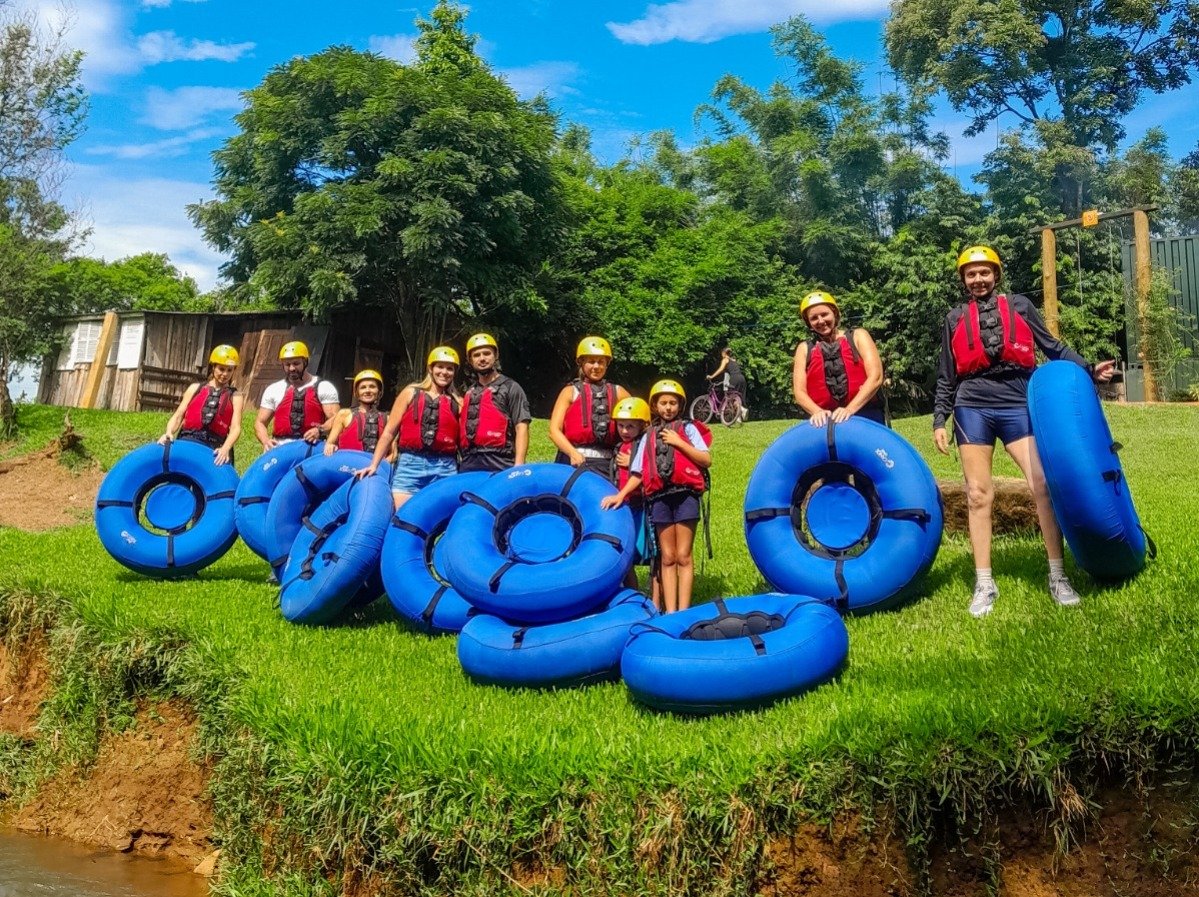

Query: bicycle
[690,383,745,427]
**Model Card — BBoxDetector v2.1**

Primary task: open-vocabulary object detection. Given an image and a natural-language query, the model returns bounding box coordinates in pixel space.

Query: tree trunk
[0,360,16,440]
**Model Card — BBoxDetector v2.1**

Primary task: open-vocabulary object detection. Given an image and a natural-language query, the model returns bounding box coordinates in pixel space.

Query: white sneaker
[969,582,997,618]
[1049,575,1081,607]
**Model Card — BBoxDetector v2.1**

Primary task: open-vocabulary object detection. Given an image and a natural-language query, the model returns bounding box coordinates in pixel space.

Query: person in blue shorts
[933,245,1114,618]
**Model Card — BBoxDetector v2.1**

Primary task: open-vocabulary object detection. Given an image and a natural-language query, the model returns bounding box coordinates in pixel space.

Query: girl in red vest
[611,396,653,594]
[548,336,631,480]
[602,380,711,613]
[358,347,461,510]
[933,245,1115,618]
[792,291,885,426]
[159,345,244,466]
[324,369,394,459]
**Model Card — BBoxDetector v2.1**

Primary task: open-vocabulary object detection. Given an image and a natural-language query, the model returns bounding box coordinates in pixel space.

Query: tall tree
[188,1,566,378]
[46,253,203,313]
[886,0,1199,151]
[0,2,86,437]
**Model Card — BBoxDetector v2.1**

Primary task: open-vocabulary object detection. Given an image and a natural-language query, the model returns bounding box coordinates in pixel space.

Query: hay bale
[937,476,1039,534]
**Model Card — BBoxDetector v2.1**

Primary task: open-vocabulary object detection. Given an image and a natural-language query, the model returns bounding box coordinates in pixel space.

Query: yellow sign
[1081,209,1100,227]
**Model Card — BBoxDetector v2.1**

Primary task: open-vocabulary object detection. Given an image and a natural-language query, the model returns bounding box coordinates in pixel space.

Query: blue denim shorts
[953,405,1033,447]
[391,452,458,495]
[648,490,701,526]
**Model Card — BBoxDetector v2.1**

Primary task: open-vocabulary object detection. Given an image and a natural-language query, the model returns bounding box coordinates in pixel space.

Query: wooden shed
[38,308,406,413]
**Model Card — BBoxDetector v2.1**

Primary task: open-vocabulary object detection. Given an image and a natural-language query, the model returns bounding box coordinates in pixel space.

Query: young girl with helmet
[611,396,653,593]
[358,346,461,509]
[159,344,245,466]
[792,291,885,426]
[601,380,711,613]
[323,369,394,459]
[933,245,1115,618]
[548,336,631,480]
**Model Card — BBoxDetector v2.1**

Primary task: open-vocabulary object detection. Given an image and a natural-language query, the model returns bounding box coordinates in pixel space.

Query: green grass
[2,402,1198,895]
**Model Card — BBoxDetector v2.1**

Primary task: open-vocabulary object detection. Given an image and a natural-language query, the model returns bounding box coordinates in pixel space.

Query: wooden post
[1041,228,1059,337]
[79,312,119,410]
[1133,209,1157,401]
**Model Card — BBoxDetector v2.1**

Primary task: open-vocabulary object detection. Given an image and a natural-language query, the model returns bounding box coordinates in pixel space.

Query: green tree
[47,253,202,313]
[886,0,1199,151]
[0,3,86,436]
[188,1,566,378]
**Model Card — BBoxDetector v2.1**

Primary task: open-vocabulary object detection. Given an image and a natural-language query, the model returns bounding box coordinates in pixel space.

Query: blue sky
[19,0,1199,292]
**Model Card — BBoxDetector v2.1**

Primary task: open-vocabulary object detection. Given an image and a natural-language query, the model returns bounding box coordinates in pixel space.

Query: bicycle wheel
[690,395,715,424]
[721,393,743,427]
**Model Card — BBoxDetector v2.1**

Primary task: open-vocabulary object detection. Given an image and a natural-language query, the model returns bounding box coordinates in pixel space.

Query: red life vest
[612,437,640,493]
[806,332,869,411]
[272,382,327,439]
[562,379,618,447]
[398,388,460,454]
[951,294,1036,376]
[337,407,389,453]
[640,420,712,498]
[459,379,513,452]
[180,384,235,446]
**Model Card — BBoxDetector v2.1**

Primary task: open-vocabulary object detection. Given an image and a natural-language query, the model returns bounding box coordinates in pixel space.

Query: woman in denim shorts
[357,347,462,509]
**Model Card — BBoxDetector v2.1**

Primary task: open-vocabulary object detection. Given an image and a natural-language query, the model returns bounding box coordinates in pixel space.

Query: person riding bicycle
[706,347,748,421]
[792,291,885,426]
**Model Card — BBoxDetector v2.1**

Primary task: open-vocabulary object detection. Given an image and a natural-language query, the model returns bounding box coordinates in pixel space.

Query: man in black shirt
[458,333,532,472]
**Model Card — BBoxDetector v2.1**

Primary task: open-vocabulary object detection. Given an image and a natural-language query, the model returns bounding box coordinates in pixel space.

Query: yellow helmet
[799,291,839,321]
[209,345,240,367]
[576,336,612,361]
[466,333,498,353]
[427,346,460,367]
[956,245,1002,276]
[279,340,309,361]
[649,379,686,404]
[353,369,383,387]
[612,396,651,423]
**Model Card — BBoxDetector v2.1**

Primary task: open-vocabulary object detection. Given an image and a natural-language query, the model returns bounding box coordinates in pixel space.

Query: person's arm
[324,409,352,456]
[509,383,532,466]
[792,342,830,425]
[932,317,958,455]
[358,388,413,476]
[1017,295,1115,381]
[254,387,278,451]
[514,422,530,466]
[662,424,711,469]
[304,381,340,444]
[834,329,884,422]
[615,385,630,402]
[214,394,244,466]
[547,385,582,464]
[601,473,643,509]
[160,383,200,444]
[707,357,729,380]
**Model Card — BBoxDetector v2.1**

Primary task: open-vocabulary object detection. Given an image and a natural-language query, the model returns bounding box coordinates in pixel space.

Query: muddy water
[0,829,208,897]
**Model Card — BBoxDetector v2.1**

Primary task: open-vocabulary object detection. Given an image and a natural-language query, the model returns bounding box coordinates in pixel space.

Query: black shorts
[648,491,701,525]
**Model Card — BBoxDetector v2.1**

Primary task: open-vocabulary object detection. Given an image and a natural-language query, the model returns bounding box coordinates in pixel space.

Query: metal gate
[1121,234,1199,400]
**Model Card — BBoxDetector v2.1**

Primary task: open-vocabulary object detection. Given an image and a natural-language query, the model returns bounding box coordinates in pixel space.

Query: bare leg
[392,492,412,511]
[1004,435,1063,561]
[672,521,697,611]
[656,525,679,613]
[959,443,996,570]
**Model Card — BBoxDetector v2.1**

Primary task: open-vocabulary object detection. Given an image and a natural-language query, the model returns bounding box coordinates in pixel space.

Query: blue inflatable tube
[234,441,319,560]
[279,475,393,624]
[744,418,943,613]
[95,440,239,578]
[380,471,492,634]
[441,463,636,624]
[621,594,848,715]
[263,450,389,574]
[457,589,658,688]
[1028,361,1151,579]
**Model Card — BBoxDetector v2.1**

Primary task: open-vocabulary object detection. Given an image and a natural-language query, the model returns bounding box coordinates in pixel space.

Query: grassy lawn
[2,400,1198,895]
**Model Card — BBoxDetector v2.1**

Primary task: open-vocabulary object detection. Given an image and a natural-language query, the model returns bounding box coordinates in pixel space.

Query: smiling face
[961,262,999,298]
[430,361,457,389]
[803,304,838,339]
[654,393,681,421]
[356,379,380,406]
[579,354,610,382]
[211,363,235,387]
[468,346,496,373]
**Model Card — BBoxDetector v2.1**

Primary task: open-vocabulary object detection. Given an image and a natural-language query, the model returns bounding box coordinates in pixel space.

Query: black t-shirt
[459,374,532,470]
[932,292,1091,429]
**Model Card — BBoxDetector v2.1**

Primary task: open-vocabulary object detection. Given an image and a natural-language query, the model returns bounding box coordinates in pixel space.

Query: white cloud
[84,127,226,160]
[65,165,227,290]
[607,0,888,45]
[137,30,255,64]
[368,32,418,64]
[497,61,580,99]
[141,0,208,7]
[141,85,244,130]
